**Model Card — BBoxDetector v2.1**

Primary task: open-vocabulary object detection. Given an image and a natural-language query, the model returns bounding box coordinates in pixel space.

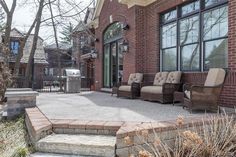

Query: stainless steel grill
[63,69,81,93]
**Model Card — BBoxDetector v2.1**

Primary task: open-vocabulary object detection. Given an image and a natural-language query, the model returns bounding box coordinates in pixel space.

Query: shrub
[125,115,236,157]
[0,62,12,102]
[12,147,29,157]
[0,116,32,157]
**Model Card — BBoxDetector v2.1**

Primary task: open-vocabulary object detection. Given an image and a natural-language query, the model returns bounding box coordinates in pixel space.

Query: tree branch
[0,0,10,13]
[10,0,17,14]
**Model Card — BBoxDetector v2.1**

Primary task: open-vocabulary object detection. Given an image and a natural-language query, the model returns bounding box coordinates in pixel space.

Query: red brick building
[91,0,235,108]
[72,8,97,89]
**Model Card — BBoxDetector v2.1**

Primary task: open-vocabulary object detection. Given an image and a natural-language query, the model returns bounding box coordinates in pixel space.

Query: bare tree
[48,0,63,91]
[0,0,17,61]
[24,0,45,87]
[13,19,37,76]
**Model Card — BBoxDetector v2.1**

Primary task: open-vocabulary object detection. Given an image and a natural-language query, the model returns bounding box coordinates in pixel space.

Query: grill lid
[64,69,81,77]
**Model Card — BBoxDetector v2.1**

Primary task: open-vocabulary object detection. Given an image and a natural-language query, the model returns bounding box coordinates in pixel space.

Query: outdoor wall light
[91,48,98,59]
[94,38,99,42]
[121,39,129,53]
[122,23,130,30]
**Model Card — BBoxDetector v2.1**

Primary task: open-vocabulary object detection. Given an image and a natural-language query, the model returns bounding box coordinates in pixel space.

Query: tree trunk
[49,0,63,91]
[24,0,45,88]
[0,0,17,64]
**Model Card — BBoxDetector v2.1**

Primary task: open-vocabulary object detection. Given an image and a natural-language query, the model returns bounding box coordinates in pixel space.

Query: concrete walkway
[37,92,210,122]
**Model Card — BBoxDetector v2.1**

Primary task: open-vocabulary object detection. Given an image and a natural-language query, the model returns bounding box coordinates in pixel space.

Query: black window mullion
[200,0,204,71]
[203,36,228,43]
[177,5,180,71]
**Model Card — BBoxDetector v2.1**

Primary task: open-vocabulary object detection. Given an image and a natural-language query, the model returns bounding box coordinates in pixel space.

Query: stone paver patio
[37,92,211,122]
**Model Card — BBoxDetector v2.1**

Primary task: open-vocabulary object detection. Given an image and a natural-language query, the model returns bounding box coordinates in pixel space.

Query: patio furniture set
[115,68,226,113]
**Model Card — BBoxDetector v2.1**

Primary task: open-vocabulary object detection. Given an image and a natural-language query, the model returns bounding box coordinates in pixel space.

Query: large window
[160,0,228,71]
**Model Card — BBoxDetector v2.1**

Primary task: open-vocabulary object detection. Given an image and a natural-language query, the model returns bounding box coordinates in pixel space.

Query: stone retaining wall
[25,108,222,157]
[6,91,38,118]
[116,117,213,157]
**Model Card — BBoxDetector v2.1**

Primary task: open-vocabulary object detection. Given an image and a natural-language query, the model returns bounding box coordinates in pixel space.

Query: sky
[5,0,96,45]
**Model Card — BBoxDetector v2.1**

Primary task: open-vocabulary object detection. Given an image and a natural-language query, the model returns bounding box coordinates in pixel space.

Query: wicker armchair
[117,73,143,99]
[141,71,182,103]
[183,68,226,113]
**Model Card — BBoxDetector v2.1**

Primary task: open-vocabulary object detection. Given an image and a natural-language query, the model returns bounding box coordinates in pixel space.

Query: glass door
[118,40,124,84]
[103,40,124,88]
[111,42,117,87]
[103,44,110,88]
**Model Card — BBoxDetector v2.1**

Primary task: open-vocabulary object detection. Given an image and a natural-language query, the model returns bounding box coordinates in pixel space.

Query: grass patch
[0,115,33,157]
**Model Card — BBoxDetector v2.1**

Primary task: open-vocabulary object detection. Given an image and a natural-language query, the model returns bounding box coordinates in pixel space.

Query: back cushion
[204,68,226,86]
[128,73,143,85]
[166,71,182,84]
[153,72,169,86]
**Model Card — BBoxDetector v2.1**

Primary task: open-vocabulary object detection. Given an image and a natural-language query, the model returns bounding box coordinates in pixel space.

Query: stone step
[30,152,92,157]
[35,134,116,157]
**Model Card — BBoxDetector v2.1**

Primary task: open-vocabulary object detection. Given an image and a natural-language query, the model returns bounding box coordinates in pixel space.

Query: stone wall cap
[7,88,33,92]
[5,91,39,97]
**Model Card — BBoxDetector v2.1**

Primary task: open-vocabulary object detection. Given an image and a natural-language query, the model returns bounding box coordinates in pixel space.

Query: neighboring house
[72,8,96,89]
[85,0,236,108]
[44,43,72,77]
[0,28,48,88]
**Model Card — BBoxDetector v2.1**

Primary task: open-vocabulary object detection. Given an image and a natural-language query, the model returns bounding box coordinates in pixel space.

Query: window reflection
[181,44,200,71]
[180,16,199,45]
[162,10,177,23]
[104,23,123,44]
[162,23,177,48]
[181,1,200,16]
[204,6,228,40]
[205,0,225,7]
[104,45,110,87]
[204,39,228,69]
[162,48,177,71]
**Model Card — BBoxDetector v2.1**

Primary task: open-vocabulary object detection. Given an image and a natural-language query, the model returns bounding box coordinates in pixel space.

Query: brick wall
[228,0,236,71]
[95,0,138,90]
[94,0,236,107]
[143,0,236,107]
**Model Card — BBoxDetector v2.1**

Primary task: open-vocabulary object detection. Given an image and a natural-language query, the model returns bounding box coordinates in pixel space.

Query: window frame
[160,0,228,72]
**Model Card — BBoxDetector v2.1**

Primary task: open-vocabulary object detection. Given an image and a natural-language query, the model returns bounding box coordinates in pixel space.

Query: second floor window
[10,40,20,55]
[80,36,85,49]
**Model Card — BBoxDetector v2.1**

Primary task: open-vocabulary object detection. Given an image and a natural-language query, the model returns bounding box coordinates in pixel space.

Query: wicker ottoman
[173,91,184,106]
[111,86,118,96]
